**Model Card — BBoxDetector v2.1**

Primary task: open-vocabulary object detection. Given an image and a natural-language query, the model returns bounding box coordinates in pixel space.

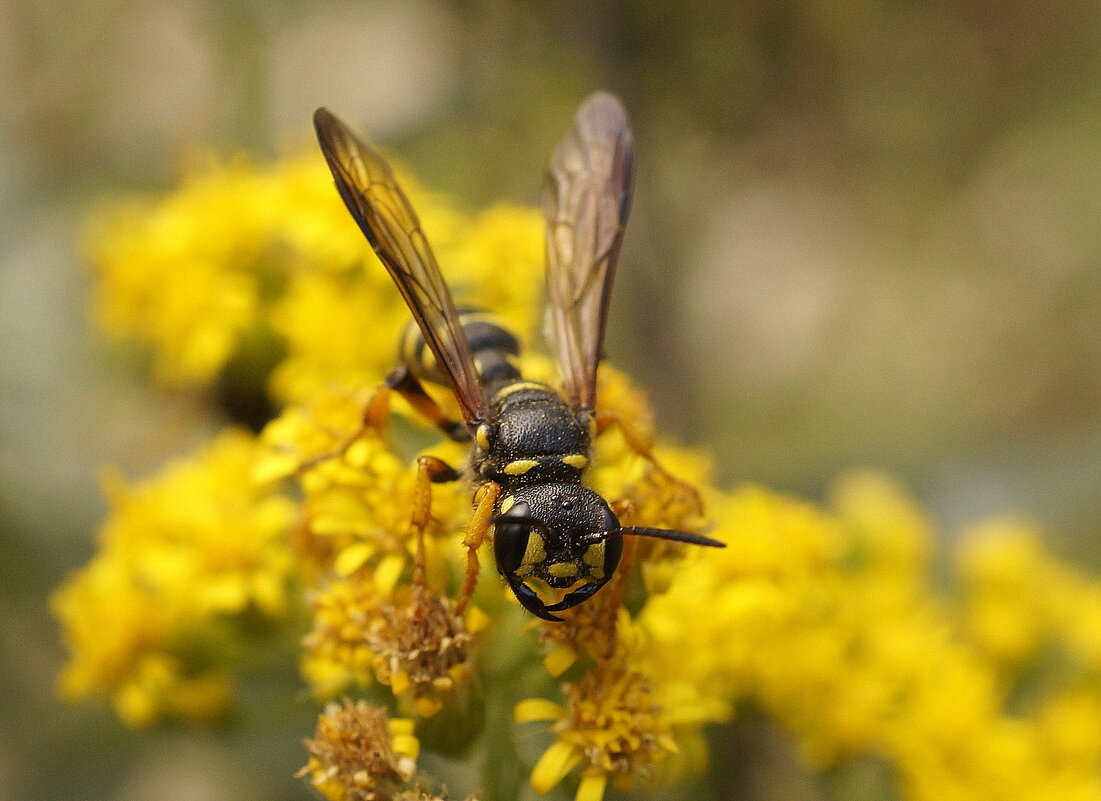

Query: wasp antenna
[617,527,726,548]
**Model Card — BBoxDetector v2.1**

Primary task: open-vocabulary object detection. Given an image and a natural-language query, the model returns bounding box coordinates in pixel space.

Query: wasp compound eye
[492,502,541,577]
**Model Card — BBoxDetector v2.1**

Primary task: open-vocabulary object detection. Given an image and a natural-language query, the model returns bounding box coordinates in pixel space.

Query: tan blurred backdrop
[3,1,1101,799]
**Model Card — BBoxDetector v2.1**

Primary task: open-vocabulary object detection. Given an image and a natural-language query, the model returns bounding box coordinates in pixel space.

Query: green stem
[478,611,537,801]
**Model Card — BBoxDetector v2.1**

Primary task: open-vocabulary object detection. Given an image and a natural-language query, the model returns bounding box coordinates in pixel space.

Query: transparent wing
[542,91,634,411]
[314,107,489,425]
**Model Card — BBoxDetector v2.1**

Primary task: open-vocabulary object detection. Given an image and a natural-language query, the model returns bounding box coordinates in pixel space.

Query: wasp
[313,92,724,622]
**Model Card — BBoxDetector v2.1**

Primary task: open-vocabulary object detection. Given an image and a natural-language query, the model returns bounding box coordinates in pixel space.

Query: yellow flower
[52,429,296,725]
[957,519,1053,666]
[85,156,274,386]
[302,569,477,717]
[84,146,542,403]
[518,659,679,800]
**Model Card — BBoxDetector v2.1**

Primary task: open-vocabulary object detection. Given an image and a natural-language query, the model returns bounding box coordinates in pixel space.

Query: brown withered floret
[299,699,416,801]
[366,592,474,717]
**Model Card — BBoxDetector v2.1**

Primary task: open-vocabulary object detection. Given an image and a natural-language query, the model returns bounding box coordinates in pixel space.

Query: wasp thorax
[472,384,592,488]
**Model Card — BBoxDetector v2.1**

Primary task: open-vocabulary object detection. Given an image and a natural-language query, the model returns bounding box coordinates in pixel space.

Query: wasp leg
[387,365,471,443]
[407,455,463,606]
[455,481,500,614]
[411,454,462,538]
[297,384,392,473]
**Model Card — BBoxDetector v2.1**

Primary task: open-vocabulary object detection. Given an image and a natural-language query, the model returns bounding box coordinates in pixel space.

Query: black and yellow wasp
[313,92,723,621]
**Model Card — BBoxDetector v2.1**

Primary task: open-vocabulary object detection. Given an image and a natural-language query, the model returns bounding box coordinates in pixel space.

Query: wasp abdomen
[399,311,520,387]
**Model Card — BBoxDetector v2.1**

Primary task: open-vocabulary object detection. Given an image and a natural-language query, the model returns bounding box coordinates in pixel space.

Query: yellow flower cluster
[636,474,1101,801]
[84,148,541,402]
[61,144,1101,801]
[52,430,296,726]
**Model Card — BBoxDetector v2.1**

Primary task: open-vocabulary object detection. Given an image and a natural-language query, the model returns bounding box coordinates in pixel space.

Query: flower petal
[514,698,566,723]
[334,543,374,576]
[543,645,578,677]
[575,770,607,801]
[530,740,583,793]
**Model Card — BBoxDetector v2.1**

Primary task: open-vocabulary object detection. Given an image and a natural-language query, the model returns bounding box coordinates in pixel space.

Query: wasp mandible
[313,92,724,621]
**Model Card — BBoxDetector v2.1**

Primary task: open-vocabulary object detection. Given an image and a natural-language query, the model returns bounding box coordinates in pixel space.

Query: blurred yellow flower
[52,429,295,726]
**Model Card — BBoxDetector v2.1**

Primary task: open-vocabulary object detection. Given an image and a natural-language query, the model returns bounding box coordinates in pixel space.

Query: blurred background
[3,1,1101,799]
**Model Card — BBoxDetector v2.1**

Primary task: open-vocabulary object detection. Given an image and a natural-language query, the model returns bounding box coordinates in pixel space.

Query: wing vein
[313,107,489,425]
[542,92,634,410]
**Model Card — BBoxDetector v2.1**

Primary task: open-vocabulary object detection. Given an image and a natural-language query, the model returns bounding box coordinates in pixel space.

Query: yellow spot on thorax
[475,424,492,450]
[503,459,539,476]
[561,454,588,469]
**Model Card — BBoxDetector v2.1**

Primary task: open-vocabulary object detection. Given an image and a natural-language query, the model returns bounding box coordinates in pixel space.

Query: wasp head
[492,483,623,621]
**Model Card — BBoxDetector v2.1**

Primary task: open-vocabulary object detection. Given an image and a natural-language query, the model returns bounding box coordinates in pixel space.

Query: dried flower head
[365,592,475,718]
[299,699,419,801]
[393,790,477,801]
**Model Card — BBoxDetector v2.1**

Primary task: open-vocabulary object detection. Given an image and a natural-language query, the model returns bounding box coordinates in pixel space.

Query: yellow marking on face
[589,567,605,579]
[522,531,546,567]
[582,542,606,568]
[514,563,533,577]
[547,562,579,579]
[493,381,544,400]
[498,494,515,514]
[503,459,539,476]
[475,424,492,450]
[562,453,588,470]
